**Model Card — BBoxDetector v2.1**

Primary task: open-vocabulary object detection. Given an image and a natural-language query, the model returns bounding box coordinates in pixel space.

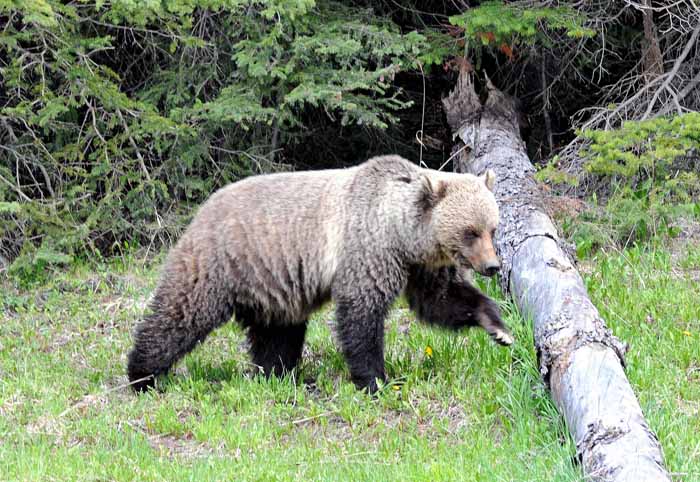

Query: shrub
[0,0,440,275]
[539,113,700,253]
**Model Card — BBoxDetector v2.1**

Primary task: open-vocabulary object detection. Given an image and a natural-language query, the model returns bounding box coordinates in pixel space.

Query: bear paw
[491,328,514,346]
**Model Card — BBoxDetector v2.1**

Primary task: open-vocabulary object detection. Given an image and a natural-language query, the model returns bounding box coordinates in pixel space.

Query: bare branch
[642,21,700,119]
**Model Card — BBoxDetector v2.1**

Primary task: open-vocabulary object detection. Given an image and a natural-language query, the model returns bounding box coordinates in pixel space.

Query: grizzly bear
[127,155,512,393]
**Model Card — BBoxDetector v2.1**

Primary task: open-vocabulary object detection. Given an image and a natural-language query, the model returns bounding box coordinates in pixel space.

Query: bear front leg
[334,297,390,393]
[405,266,513,346]
[332,254,405,393]
[474,295,514,346]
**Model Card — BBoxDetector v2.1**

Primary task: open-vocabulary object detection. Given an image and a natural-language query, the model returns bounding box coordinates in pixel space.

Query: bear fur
[127,155,512,393]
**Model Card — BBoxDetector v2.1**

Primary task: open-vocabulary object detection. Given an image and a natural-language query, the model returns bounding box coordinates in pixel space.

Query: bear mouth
[452,251,474,271]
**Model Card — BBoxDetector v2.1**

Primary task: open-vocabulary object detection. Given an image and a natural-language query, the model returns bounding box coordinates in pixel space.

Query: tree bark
[642,0,664,79]
[442,71,670,481]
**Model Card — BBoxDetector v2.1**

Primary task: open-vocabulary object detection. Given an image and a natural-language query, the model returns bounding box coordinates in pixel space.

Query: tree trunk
[642,0,664,79]
[442,71,670,482]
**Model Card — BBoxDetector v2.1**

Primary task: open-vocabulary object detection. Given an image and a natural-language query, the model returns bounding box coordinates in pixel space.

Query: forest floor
[1,241,699,481]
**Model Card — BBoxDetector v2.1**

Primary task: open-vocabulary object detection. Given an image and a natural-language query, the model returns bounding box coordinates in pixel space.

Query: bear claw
[492,329,514,346]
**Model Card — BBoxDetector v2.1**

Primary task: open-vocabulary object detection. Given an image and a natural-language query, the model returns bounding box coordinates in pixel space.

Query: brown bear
[127,155,512,393]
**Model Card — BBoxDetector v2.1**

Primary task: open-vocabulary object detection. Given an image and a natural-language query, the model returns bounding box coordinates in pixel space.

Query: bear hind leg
[246,322,307,378]
[128,284,235,391]
[127,311,177,391]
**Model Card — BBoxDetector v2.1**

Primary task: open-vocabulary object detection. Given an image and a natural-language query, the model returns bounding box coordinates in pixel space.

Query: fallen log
[442,71,670,481]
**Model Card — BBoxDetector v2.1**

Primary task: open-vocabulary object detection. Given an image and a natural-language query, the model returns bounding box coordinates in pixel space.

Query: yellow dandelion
[425,346,433,358]
[392,385,401,391]
[683,330,692,336]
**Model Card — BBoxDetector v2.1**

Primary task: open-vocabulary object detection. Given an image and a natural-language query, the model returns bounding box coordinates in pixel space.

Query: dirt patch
[280,394,473,451]
[282,412,355,445]
[26,414,66,439]
[55,270,152,297]
[672,266,700,283]
[0,393,27,420]
[668,217,700,281]
[410,399,472,438]
[101,294,149,321]
[678,399,699,418]
[389,307,415,336]
[148,432,228,459]
[671,216,700,241]
[543,194,587,222]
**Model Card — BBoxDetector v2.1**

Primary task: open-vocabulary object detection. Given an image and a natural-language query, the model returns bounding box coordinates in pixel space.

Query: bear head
[424,169,500,277]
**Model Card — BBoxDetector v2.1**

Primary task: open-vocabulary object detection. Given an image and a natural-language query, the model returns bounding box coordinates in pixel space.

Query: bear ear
[418,176,448,211]
[481,169,496,192]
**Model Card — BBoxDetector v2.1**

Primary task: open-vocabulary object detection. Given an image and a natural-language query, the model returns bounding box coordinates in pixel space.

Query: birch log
[442,72,670,481]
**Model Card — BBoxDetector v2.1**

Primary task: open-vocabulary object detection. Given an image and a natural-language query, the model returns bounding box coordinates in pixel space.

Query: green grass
[1,243,698,481]
[581,243,700,478]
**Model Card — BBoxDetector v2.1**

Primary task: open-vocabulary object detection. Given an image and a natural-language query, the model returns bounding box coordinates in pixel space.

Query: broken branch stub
[442,71,669,481]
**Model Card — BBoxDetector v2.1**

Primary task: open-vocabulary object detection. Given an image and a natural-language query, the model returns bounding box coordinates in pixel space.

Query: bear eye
[464,229,479,242]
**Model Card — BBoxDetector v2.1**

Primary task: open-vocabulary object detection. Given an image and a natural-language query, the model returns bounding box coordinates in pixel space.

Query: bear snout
[480,261,500,277]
